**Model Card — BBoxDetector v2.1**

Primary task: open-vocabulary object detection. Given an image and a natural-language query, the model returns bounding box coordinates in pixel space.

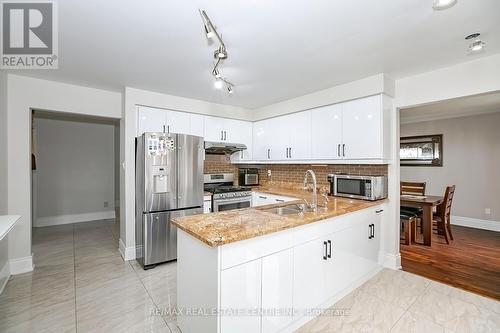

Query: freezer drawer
[139,207,203,267]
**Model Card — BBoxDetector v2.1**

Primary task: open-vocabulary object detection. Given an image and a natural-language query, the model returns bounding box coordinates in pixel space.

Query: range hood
[204,141,247,155]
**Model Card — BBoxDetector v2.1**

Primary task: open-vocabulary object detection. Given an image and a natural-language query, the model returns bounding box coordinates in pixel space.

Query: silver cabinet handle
[267,148,270,159]
[285,148,289,158]
[221,131,223,141]
[224,131,226,141]
[342,144,345,157]
[275,199,285,203]
[259,195,268,199]
[337,144,341,157]
[290,147,292,159]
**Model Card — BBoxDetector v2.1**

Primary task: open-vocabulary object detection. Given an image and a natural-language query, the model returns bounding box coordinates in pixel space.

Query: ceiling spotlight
[432,0,457,10]
[214,79,223,90]
[227,85,234,94]
[212,68,221,78]
[466,33,485,53]
[214,46,228,59]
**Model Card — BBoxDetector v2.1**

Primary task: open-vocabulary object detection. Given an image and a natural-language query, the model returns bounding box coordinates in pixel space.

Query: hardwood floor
[401,225,500,300]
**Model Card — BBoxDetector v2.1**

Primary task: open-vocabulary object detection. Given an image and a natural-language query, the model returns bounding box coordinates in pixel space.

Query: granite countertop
[173,183,386,247]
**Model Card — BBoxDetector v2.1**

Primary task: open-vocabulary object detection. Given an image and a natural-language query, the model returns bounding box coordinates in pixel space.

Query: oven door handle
[213,197,252,207]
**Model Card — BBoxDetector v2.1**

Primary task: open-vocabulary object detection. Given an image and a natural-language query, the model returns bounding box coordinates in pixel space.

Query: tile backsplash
[204,154,388,186]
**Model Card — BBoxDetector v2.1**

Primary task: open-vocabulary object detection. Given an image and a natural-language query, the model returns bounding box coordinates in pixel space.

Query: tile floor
[0,220,499,333]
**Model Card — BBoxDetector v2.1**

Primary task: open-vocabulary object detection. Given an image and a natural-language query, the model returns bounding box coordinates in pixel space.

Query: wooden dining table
[400,195,444,246]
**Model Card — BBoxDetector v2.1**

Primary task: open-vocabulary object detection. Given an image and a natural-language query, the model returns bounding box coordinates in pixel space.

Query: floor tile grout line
[129,261,174,333]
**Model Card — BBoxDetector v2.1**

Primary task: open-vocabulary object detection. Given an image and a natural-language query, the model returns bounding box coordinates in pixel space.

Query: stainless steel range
[204,173,252,212]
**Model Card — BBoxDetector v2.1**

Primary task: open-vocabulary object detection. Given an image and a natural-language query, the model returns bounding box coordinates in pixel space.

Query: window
[400,134,443,166]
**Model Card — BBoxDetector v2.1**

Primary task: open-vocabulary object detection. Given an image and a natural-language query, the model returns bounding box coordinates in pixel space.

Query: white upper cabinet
[203,116,226,142]
[311,104,343,159]
[229,119,253,161]
[166,110,190,134]
[284,111,311,160]
[253,117,278,160]
[189,114,205,138]
[137,106,166,135]
[342,95,383,159]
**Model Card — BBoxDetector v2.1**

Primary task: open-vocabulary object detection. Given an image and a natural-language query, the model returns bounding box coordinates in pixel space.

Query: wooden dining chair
[400,181,426,196]
[433,185,456,244]
[400,181,426,234]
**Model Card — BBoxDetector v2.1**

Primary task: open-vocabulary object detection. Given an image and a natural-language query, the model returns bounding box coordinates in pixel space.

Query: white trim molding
[9,255,33,275]
[451,216,500,232]
[119,238,136,261]
[35,210,116,228]
[0,260,10,294]
[382,252,402,270]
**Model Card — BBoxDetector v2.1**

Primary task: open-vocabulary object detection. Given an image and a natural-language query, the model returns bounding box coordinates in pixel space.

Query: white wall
[401,113,500,225]
[6,74,121,274]
[251,73,395,120]
[34,117,116,226]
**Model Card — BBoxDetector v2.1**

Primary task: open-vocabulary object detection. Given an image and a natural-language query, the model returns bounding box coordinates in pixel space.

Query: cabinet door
[262,249,294,333]
[166,110,190,134]
[342,95,382,159]
[293,237,327,317]
[253,118,275,160]
[220,259,262,333]
[189,114,205,138]
[286,111,311,160]
[228,120,253,161]
[311,104,343,159]
[204,116,225,142]
[137,106,167,135]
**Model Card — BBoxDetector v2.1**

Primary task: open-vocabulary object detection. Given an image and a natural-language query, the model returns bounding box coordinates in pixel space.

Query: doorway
[31,110,121,254]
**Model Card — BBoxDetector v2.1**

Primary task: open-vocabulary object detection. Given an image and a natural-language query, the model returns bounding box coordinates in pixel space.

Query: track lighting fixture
[199,9,234,94]
[432,0,457,10]
[466,33,486,53]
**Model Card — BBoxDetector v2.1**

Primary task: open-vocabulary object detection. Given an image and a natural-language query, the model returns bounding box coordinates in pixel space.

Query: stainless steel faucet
[303,170,317,212]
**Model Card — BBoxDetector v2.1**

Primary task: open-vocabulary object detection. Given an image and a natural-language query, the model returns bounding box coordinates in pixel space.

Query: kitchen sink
[262,203,306,216]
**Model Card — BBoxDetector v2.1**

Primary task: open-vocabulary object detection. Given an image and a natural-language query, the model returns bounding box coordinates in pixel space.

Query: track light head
[212,68,221,78]
[214,79,223,90]
[227,85,234,94]
[214,46,228,59]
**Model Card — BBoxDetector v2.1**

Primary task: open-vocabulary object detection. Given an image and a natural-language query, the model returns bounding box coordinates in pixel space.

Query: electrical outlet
[485,208,491,215]
[104,201,109,208]
[267,170,272,177]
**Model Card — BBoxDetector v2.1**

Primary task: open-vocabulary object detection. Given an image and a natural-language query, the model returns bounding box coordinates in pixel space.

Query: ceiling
[400,91,500,123]
[9,0,500,109]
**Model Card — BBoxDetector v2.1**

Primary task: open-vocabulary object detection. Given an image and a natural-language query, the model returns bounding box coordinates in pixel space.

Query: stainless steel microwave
[328,174,388,201]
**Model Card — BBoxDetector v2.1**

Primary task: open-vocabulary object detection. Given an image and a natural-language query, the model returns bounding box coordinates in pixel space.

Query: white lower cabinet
[177,205,384,333]
[252,192,298,207]
[293,237,329,315]
[261,249,294,333]
[220,260,262,333]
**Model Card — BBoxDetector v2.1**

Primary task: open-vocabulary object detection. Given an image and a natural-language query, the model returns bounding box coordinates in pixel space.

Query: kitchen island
[172,186,386,333]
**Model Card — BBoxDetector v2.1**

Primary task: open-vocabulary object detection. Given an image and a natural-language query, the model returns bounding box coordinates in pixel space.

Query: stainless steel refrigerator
[135,132,204,268]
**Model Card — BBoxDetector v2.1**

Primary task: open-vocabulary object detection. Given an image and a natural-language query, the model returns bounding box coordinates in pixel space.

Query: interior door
[342,95,382,159]
[177,134,204,209]
[311,104,343,159]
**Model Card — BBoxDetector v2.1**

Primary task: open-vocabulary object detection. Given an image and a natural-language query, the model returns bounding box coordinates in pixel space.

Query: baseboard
[0,260,10,294]
[9,255,33,275]
[451,216,500,232]
[382,252,401,270]
[119,238,136,261]
[35,210,116,227]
